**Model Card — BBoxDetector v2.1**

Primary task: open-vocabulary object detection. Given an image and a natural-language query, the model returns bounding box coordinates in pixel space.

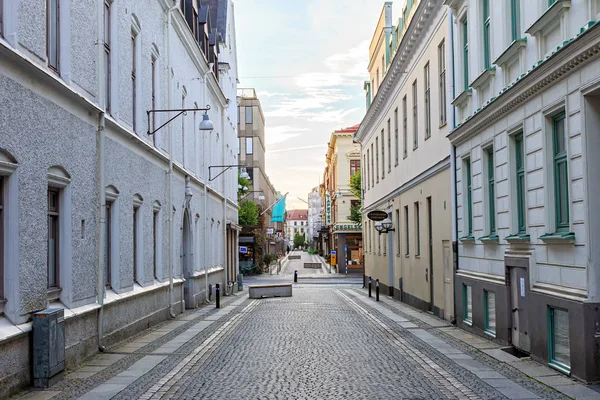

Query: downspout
[97,112,106,352]
[221,105,228,292]
[202,69,211,303]
[448,8,459,324]
[166,0,178,318]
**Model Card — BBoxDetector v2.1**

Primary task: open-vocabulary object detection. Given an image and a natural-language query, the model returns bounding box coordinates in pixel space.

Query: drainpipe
[97,112,107,352]
[448,8,459,324]
[202,69,211,303]
[221,105,228,292]
[166,0,178,318]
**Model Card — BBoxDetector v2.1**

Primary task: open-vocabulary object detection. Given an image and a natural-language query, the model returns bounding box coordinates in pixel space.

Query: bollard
[362,275,366,289]
[215,283,220,309]
[368,277,372,298]
[375,279,380,302]
[294,270,298,283]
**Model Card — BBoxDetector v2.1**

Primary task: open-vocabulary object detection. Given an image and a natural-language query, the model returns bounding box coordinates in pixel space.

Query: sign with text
[239,246,248,254]
[367,210,388,221]
[330,250,337,266]
[326,194,332,225]
[266,228,274,235]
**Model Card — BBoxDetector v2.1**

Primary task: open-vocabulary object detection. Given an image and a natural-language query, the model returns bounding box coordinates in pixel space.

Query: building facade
[356,1,454,319]
[446,0,600,382]
[285,209,308,248]
[0,0,239,396]
[322,125,363,274]
[307,186,322,248]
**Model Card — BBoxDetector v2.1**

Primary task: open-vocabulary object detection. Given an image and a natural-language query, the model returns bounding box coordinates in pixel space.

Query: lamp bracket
[147,105,211,135]
[209,164,247,181]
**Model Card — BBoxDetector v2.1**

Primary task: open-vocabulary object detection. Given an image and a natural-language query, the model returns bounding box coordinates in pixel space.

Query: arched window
[153,201,162,280]
[133,194,143,285]
[105,185,120,289]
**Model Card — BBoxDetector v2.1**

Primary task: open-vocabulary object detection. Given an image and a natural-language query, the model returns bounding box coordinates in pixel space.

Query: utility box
[33,308,65,388]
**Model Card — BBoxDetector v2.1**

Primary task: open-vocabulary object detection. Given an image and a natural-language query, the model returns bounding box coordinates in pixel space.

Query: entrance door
[510,267,530,353]
[443,240,452,321]
[427,197,434,312]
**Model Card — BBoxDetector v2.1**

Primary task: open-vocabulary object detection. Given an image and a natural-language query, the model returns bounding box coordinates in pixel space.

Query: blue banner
[271,195,286,222]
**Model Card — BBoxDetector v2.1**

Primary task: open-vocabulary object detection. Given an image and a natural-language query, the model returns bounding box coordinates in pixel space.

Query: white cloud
[265,125,309,145]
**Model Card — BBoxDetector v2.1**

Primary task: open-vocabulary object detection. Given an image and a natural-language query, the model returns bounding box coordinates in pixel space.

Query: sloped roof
[287,209,308,221]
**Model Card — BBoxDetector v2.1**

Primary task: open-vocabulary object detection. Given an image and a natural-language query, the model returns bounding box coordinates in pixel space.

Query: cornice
[355,0,440,144]
[448,21,600,146]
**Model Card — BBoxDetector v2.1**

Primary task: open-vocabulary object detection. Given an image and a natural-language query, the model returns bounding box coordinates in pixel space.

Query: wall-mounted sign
[266,228,274,235]
[367,210,388,221]
[333,223,362,232]
[239,246,248,254]
[325,194,332,225]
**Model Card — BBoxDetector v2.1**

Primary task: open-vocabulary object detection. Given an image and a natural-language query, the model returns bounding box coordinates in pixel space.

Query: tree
[293,232,306,248]
[239,200,259,226]
[348,171,362,223]
[238,175,250,198]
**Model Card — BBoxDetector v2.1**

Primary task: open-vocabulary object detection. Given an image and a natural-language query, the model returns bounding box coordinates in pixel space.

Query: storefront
[333,223,363,275]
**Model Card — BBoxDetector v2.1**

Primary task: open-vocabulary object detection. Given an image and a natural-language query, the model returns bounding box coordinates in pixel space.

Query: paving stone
[483,348,524,363]
[552,384,600,399]
[17,391,62,400]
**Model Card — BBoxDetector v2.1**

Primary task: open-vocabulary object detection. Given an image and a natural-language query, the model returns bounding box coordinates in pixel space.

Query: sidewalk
[356,287,600,400]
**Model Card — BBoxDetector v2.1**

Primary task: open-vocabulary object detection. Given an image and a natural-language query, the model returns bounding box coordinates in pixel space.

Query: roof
[334,124,360,134]
[286,209,308,221]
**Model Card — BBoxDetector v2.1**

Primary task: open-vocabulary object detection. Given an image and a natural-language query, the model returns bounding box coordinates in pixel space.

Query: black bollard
[376,279,380,302]
[215,283,220,309]
[294,270,298,283]
[368,277,372,298]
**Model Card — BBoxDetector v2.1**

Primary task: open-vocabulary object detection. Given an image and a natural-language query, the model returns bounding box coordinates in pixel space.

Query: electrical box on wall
[33,308,65,388]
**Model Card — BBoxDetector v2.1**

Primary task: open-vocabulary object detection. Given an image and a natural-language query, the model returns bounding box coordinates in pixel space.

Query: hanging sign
[367,210,388,221]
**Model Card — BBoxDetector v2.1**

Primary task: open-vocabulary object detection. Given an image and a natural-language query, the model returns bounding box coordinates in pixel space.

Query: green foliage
[293,232,306,248]
[262,253,277,267]
[238,174,251,198]
[348,171,362,223]
[239,200,259,227]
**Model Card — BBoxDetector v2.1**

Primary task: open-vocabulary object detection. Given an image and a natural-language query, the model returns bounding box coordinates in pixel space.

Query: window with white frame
[463,284,472,324]
[366,150,370,190]
[438,40,447,126]
[47,0,60,72]
[548,306,570,373]
[484,290,496,335]
[394,108,399,165]
[376,136,379,183]
[370,143,374,187]
[0,176,3,301]
[105,186,119,289]
[131,20,140,133]
[47,166,71,301]
[413,80,418,150]
[381,130,385,180]
[424,63,431,140]
[246,137,253,154]
[403,96,408,158]
[387,118,391,172]
[104,0,111,112]
[153,202,161,280]
[404,205,409,256]
[245,106,253,124]
[133,195,143,285]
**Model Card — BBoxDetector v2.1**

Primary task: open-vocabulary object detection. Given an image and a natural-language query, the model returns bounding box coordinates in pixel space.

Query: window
[0,0,4,38]
[366,150,370,189]
[548,307,570,372]
[484,291,496,335]
[104,0,111,112]
[515,133,527,234]
[463,18,469,90]
[370,143,374,187]
[394,108,399,166]
[151,55,157,139]
[246,167,254,181]
[438,41,447,126]
[0,177,3,300]
[131,30,137,132]
[48,188,60,288]
[376,137,379,183]
[245,106,253,124]
[133,202,142,284]
[487,147,496,235]
[153,208,159,280]
[483,0,491,69]
[376,68,379,89]
[387,119,391,172]
[237,138,241,155]
[412,80,418,149]
[404,205,409,255]
[510,0,521,41]
[350,160,360,176]
[47,0,60,71]
[465,158,473,237]
[463,285,473,324]
[105,200,112,288]
[246,137,253,154]
[363,154,367,190]
[414,201,420,256]
[294,221,297,226]
[403,96,408,158]
[381,130,385,179]
[424,63,431,140]
[395,209,401,254]
[552,112,569,232]
[548,0,556,6]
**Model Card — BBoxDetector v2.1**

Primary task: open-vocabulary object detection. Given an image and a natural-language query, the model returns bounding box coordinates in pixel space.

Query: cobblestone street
[16,254,599,399]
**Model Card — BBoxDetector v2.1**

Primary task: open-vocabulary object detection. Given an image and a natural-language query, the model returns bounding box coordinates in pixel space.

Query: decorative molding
[451,88,472,107]
[494,39,527,66]
[525,1,571,37]
[448,21,600,145]
[470,67,496,90]
[456,269,506,285]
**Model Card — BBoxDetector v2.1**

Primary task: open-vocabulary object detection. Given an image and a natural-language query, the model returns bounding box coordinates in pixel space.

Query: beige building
[355,1,453,320]
[322,125,363,274]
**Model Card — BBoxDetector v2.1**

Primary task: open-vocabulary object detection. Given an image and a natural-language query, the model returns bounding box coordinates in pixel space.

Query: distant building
[307,187,322,248]
[322,125,363,274]
[286,209,309,248]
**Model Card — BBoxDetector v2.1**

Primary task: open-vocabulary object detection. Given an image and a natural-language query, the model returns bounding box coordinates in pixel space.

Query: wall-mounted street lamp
[240,191,265,201]
[147,105,213,135]
[375,218,395,235]
[210,165,249,182]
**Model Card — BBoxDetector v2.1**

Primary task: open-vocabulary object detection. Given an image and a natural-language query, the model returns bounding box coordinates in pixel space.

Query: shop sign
[367,210,388,221]
[330,250,337,266]
[239,246,248,254]
[326,194,332,225]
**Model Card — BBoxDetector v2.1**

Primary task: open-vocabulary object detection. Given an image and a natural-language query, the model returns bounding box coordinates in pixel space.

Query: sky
[235,0,405,210]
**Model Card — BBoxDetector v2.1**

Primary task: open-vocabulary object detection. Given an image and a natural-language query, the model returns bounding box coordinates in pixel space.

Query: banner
[326,194,331,225]
[271,194,286,222]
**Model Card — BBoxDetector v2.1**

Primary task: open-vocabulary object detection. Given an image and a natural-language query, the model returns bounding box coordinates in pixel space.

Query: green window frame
[548,0,556,6]
[548,307,571,373]
[463,18,469,91]
[487,147,495,235]
[463,284,472,324]
[483,0,491,69]
[465,159,473,237]
[510,0,521,41]
[552,112,569,232]
[484,291,496,335]
[515,133,527,234]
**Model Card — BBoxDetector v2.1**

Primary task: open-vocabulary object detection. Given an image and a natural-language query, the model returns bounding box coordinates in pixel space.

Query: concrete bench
[303,263,321,269]
[248,284,292,299]
[288,255,301,260]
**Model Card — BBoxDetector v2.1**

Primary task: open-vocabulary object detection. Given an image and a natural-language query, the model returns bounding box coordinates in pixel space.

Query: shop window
[548,307,570,373]
[463,284,472,324]
[484,290,496,335]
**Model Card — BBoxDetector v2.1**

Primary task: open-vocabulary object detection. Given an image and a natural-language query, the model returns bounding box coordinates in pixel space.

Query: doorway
[510,266,530,353]
[427,197,433,312]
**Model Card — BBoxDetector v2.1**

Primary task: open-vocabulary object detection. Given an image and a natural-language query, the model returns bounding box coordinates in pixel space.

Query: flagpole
[260,192,289,216]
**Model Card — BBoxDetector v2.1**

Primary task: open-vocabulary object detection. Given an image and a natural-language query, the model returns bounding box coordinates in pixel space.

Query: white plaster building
[285,209,308,248]
[0,0,239,395]
[307,186,322,247]
[446,0,600,382]
[356,1,453,319]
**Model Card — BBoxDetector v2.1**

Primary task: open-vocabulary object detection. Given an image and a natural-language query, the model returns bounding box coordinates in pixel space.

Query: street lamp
[240,191,265,201]
[375,218,395,235]
[209,165,250,181]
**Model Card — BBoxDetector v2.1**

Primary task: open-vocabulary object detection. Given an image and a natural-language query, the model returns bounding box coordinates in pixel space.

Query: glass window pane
[245,137,253,154]
[486,291,496,332]
[552,308,570,367]
[554,115,566,154]
[48,218,56,287]
[557,161,569,226]
[466,285,472,321]
[245,106,253,124]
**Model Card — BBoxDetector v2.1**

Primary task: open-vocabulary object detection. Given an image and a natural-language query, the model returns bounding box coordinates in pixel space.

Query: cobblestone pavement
[17,270,583,400]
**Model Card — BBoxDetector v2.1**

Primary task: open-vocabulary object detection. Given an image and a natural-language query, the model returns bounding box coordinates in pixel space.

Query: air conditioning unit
[33,308,65,388]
